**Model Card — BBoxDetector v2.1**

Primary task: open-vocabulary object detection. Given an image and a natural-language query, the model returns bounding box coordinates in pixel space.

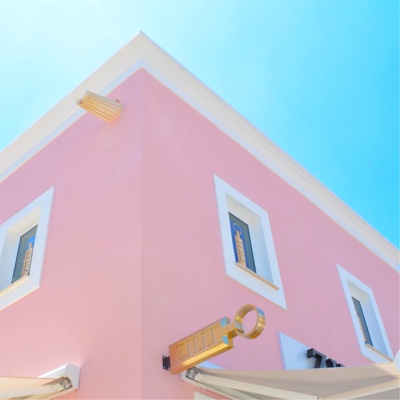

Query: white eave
[0,32,398,270]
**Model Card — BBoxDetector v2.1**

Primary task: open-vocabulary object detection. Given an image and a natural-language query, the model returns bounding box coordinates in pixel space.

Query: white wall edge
[0,32,398,270]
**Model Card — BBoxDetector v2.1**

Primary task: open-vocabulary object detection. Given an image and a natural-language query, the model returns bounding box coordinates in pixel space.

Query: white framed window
[0,187,54,310]
[214,175,286,309]
[337,265,394,362]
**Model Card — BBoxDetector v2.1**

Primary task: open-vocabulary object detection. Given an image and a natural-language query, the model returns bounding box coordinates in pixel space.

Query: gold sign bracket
[162,304,266,374]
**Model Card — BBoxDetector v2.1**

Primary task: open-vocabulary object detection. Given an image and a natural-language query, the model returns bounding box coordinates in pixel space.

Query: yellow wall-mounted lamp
[76,91,123,123]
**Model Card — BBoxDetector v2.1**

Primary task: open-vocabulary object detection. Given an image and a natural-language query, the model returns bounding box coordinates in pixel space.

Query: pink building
[0,34,398,399]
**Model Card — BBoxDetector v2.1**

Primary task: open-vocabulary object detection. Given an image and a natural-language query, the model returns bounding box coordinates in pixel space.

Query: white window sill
[364,343,394,363]
[235,262,280,290]
[227,261,287,309]
[0,276,40,310]
[0,275,29,295]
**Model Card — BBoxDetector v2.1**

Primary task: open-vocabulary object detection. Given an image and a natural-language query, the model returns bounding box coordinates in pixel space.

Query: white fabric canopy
[184,363,399,400]
[0,376,71,400]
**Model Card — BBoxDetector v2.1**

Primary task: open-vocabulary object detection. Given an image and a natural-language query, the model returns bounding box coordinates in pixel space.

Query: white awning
[183,362,399,400]
[0,364,80,400]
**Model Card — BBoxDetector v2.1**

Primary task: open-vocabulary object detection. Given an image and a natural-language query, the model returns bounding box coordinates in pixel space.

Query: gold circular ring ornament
[234,304,266,339]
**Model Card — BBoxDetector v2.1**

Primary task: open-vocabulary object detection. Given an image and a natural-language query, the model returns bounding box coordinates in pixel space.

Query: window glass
[352,296,373,346]
[229,213,256,273]
[12,225,38,283]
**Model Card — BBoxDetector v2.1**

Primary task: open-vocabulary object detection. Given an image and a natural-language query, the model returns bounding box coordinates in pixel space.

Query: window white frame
[0,187,54,310]
[337,264,394,362]
[214,175,286,309]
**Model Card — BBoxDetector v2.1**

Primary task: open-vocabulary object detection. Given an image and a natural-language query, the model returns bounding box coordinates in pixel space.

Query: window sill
[235,262,279,290]
[365,343,393,361]
[0,275,39,310]
[0,275,29,296]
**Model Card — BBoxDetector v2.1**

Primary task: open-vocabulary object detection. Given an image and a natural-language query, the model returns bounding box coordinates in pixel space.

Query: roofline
[1,32,398,270]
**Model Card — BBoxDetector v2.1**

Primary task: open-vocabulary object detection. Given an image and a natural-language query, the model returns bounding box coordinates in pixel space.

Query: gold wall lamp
[76,91,123,123]
[162,304,266,374]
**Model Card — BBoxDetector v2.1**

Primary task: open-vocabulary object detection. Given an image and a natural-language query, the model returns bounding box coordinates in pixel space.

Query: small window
[214,175,286,309]
[337,265,394,362]
[0,188,54,310]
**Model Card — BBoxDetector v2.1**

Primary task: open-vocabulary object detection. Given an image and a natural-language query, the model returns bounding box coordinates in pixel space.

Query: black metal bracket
[307,348,345,368]
[162,355,171,371]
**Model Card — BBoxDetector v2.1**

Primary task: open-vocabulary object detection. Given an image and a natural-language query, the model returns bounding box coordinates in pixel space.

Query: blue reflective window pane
[352,296,373,346]
[229,213,256,273]
[12,225,38,283]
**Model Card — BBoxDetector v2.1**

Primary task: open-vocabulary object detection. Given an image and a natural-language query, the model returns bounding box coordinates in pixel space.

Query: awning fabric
[0,376,71,400]
[183,362,399,400]
[0,364,80,400]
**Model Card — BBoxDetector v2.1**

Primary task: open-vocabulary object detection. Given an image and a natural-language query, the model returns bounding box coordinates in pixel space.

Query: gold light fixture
[76,91,123,123]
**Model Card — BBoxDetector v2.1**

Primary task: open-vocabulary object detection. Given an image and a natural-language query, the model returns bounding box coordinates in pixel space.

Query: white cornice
[0,32,398,270]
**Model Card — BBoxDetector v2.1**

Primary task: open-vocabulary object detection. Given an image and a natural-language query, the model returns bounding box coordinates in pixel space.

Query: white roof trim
[0,32,398,270]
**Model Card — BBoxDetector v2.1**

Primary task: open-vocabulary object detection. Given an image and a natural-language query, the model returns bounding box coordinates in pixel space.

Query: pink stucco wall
[0,68,398,399]
[137,70,399,398]
[0,72,144,399]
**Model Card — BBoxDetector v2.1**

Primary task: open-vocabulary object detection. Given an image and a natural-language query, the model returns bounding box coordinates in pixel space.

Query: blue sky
[0,0,398,246]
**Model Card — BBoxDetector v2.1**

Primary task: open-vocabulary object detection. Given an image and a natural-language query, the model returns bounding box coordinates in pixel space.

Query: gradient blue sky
[0,0,398,246]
